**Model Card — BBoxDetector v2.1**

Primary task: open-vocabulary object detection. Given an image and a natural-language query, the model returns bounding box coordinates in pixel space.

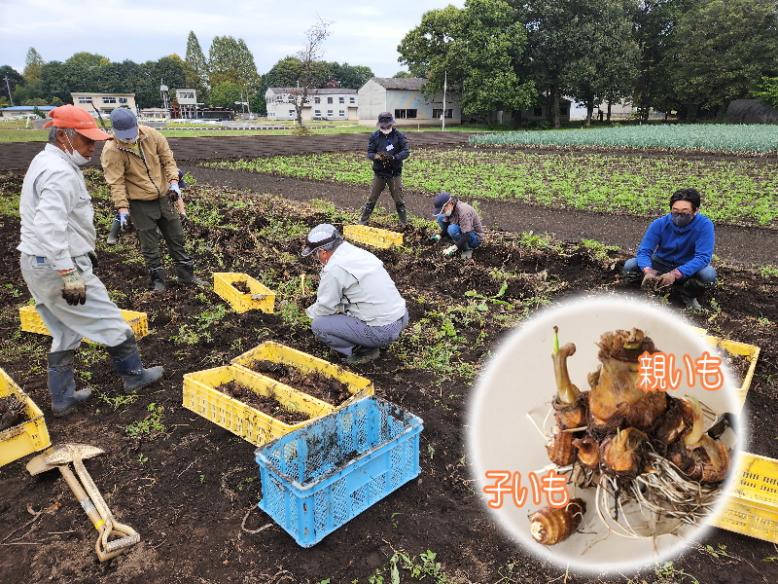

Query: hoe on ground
[26,443,140,561]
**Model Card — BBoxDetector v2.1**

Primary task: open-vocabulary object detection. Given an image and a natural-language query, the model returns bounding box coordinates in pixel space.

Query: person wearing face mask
[428,191,484,260]
[360,112,410,226]
[17,105,164,417]
[302,224,409,364]
[623,188,717,310]
[101,108,203,291]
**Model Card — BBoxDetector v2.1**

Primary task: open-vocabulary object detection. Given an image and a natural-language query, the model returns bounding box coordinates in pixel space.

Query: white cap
[301,223,343,256]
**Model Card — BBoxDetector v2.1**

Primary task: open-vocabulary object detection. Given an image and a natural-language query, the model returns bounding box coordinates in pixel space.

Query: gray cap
[110,107,138,141]
[301,223,343,256]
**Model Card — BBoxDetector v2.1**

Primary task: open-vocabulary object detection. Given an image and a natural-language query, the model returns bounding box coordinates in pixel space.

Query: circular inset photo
[467,296,744,574]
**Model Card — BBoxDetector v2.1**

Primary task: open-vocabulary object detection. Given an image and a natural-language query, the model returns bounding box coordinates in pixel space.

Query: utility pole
[4,74,14,106]
[441,71,447,131]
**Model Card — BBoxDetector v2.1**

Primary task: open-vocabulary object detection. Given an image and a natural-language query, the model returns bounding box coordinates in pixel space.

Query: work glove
[119,211,130,231]
[428,233,442,243]
[61,270,86,306]
[442,244,458,257]
[656,270,680,289]
[167,181,181,202]
[374,152,386,162]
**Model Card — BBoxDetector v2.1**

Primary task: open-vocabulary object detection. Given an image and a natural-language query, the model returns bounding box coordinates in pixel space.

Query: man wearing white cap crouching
[302,224,409,364]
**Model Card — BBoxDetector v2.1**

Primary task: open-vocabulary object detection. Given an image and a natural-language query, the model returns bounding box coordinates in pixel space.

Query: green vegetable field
[210,149,778,227]
[471,124,778,153]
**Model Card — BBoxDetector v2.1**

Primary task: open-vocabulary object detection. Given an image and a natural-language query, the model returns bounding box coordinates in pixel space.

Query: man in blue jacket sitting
[623,188,716,311]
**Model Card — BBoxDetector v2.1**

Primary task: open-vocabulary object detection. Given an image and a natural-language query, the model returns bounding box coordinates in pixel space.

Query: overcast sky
[0,0,464,77]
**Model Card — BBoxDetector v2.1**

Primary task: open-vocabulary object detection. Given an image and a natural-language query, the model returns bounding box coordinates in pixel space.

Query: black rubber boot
[622,266,642,286]
[48,350,92,417]
[680,277,711,311]
[149,267,167,292]
[107,336,164,392]
[175,262,206,287]
[345,346,381,365]
[359,202,375,225]
[396,204,408,227]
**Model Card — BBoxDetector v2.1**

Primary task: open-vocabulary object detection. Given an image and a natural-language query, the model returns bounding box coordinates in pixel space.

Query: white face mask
[380,128,392,135]
[64,133,91,166]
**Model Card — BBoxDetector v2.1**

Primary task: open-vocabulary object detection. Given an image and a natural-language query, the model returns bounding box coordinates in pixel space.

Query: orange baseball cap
[43,104,111,141]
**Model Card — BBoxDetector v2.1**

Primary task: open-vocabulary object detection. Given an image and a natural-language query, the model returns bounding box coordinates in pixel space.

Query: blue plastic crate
[254,397,423,547]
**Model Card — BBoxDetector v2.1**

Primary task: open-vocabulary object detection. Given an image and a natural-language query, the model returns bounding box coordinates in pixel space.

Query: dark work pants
[367,174,404,208]
[129,198,191,270]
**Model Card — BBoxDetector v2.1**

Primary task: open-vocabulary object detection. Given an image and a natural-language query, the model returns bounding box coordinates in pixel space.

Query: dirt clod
[249,360,352,404]
[217,381,310,425]
[0,394,26,432]
[232,281,251,294]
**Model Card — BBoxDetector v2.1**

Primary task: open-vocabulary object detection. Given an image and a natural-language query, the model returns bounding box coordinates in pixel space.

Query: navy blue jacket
[637,213,715,277]
[367,129,410,177]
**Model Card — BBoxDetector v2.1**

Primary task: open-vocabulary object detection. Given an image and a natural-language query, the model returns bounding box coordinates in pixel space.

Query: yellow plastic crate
[343,225,404,249]
[19,305,148,341]
[213,272,275,314]
[0,367,51,468]
[715,453,778,543]
[703,335,760,410]
[182,365,333,446]
[231,340,374,407]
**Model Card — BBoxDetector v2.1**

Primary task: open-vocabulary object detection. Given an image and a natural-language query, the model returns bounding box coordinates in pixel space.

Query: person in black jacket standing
[360,112,410,226]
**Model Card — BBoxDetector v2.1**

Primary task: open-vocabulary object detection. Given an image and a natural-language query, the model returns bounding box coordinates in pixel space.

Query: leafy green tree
[564,0,639,125]
[665,0,778,119]
[754,76,778,109]
[209,36,260,89]
[329,62,373,88]
[632,0,690,120]
[209,80,242,108]
[399,0,535,118]
[23,47,44,84]
[393,71,413,79]
[0,65,24,103]
[185,31,209,94]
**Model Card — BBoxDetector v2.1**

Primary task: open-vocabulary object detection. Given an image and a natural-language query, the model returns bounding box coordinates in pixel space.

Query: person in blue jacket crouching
[623,188,716,311]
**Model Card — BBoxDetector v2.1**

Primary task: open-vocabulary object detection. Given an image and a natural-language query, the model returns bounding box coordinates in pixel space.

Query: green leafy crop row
[470,124,778,153]
[209,148,778,226]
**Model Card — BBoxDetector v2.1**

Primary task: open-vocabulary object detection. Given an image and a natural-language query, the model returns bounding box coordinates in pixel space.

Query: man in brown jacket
[101,108,202,291]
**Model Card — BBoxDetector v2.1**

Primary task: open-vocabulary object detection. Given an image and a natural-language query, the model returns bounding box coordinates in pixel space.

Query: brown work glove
[61,270,86,305]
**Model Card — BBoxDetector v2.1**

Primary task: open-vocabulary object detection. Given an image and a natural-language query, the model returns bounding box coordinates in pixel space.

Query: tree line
[0,32,374,114]
[398,0,778,126]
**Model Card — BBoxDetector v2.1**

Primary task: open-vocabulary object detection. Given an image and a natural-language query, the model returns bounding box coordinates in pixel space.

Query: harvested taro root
[529,498,586,545]
[601,428,648,476]
[535,327,734,542]
[546,429,576,466]
[588,328,667,433]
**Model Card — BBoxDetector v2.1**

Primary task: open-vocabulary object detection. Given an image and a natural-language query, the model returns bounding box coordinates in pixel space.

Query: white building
[357,78,461,126]
[265,87,358,121]
[71,92,137,116]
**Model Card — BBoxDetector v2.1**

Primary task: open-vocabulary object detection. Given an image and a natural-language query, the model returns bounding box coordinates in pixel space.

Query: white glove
[442,244,458,257]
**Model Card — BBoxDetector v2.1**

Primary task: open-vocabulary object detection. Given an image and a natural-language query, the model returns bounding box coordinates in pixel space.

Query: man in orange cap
[17,105,164,418]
